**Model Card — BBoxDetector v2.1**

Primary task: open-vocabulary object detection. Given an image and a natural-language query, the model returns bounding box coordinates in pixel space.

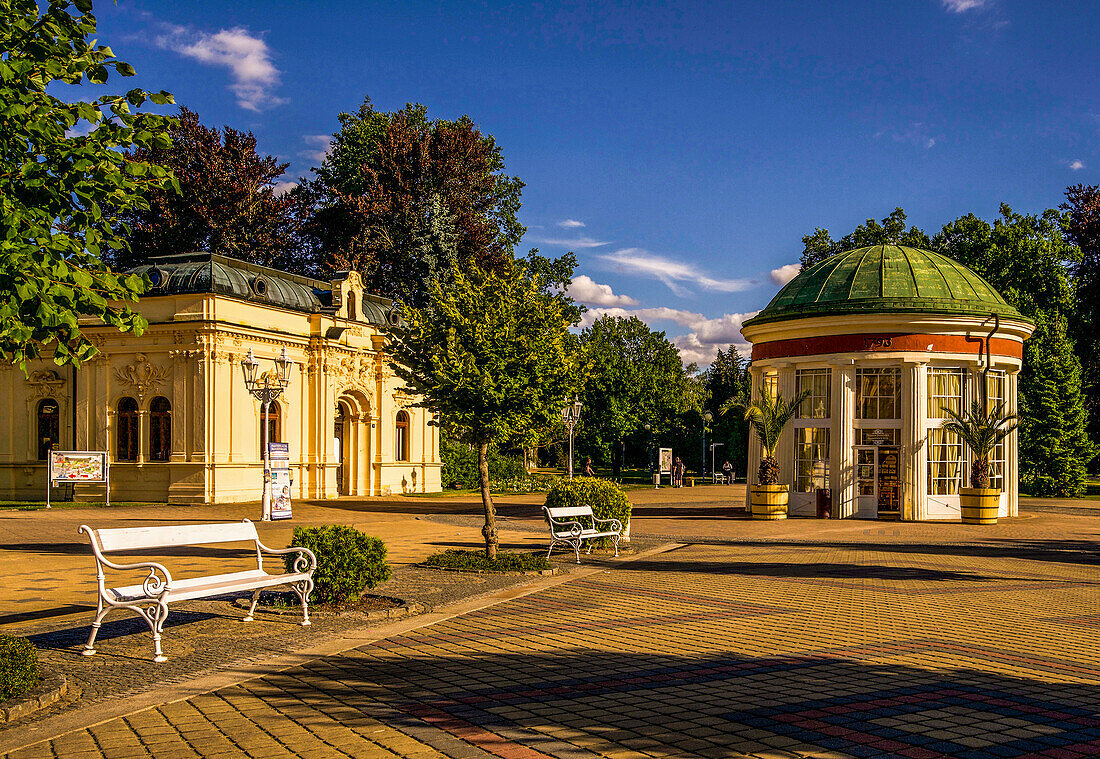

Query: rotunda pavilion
[740,245,1034,521]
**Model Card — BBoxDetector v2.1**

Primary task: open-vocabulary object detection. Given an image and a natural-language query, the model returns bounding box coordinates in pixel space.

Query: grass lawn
[0,501,164,511]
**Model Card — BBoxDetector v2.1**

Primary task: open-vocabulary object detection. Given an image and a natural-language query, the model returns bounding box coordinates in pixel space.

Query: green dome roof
[743,245,1027,328]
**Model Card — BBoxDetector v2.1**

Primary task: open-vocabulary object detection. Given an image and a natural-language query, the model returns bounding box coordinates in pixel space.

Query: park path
[5,522,1099,759]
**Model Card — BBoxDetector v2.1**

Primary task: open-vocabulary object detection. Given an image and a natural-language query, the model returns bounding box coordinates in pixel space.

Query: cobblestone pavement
[5,522,1098,759]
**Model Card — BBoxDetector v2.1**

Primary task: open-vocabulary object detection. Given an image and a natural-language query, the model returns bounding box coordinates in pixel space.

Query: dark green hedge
[0,635,37,701]
[286,525,392,604]
[424,549,551,572]
[441,438,527,489]
[544,477,631,547]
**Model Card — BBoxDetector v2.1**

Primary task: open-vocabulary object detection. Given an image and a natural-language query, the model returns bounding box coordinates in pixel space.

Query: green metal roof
[742,245,1029,328]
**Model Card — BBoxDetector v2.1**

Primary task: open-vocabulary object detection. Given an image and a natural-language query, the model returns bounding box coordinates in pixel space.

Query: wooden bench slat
[95,522,260,552]
[545,505,594,518]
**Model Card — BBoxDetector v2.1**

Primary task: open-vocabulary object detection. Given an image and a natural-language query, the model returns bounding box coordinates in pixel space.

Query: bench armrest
[257,541,318,574]
[79,524,174,597]
[547,518,584,537]
[592,517,623,533]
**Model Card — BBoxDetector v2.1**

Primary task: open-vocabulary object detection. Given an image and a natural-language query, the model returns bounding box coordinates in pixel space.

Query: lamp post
[561,396,583,480]
[701,410,713,482]
[242,347,293,521]
[710,442,725,483]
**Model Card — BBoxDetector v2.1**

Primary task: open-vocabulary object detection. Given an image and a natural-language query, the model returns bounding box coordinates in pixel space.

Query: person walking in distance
[672,457,685,488]
[583,458,596,477]
[722,459,733,484]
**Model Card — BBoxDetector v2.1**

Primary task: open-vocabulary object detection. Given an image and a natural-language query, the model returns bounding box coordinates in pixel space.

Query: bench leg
[137,602,170,663]
[242,590,261,622]
[292,578,313,626]
[82,602,110,656]
[612,534,620,558]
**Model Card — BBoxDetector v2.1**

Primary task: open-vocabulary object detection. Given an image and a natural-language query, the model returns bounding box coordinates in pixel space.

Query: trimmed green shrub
[424,549,551,572]
[286,525,392,604]
[441,438,527,489]
[544,477,631,547]
[0,635,37,701]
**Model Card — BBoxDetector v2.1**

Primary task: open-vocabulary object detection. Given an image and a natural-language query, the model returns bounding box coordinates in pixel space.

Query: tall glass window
[395,410,409,461]
[37,399,59,460]
[857,368,901,419]
[987,370,1006,490]
[260,401,280,457]
[796,369,831,419]
[149,397,171,462]
[116,397,139,461]
[927,368,966,495]
[762,371,778,400]
[795,427,830,492]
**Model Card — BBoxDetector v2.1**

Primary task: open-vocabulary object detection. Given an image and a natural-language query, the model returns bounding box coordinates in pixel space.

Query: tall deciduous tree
[0,0,175,369]
[302,98,525,306]
[389,259,579,558]
[934,205,1095,496]
[109,107,305,273]
[799,208,931,269]
[576,316,691,470]
[708,346,751,478]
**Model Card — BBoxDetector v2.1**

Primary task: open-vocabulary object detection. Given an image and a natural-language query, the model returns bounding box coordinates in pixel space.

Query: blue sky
[96,1,1098,363]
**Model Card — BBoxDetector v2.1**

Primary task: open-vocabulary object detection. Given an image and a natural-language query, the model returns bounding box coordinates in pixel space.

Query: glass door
[877,446,901,515]
[855,446,878,518]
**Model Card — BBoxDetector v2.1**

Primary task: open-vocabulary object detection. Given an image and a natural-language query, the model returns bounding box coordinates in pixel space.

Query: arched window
[116,397,139,461]
[37,399,60,460]
[260,401,281,457]
[395,410,409,461]
[149,397,171,462]
[347,297,357,321]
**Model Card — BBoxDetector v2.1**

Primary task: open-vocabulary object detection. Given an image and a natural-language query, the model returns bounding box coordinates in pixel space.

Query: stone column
[831,362,856,518]
[903,361,928,521]
[745,366,763,507]
[137,408,148,466]
[775,364,796,487]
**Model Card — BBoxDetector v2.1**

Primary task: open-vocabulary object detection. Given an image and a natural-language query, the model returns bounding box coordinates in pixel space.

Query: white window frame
[927,367,966,497]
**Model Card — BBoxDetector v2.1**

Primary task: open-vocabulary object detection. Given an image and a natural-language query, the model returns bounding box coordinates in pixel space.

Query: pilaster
[903,361,928,521]
[775,365,796,486]
[831,361,856,518]
[1007,369,1020,517]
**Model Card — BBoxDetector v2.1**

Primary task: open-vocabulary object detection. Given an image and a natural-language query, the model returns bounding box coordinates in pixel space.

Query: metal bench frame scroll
[543,505,623,564]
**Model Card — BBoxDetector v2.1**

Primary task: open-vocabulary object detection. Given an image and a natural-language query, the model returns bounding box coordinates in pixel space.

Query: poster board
[659,448,673,475]
[47,451,109,509]
[267,442,293,520]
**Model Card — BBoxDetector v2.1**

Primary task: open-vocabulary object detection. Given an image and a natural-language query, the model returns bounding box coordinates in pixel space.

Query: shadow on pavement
[616,559,1001,582]
[270,646,1100,759]
[720,539,1100,568]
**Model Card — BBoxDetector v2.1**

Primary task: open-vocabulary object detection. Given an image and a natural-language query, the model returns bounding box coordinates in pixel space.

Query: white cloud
[272,181,297,196]
[598,248,754,296]
[874,123,936,150]
[578,306,757,366]
[299,134,333,163]
[566,276,639,307]
[1070,159,1086,171]
[557,219,586,228]
[769,263,801,287]
[942,0,986,11]
[529,235,610,249]
[158,25,285,112]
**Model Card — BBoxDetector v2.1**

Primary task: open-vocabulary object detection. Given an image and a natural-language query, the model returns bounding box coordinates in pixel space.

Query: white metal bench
[78,519,316,663]
[543,505,624,564]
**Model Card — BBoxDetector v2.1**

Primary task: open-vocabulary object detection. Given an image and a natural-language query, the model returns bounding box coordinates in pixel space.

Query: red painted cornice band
[750,333,1024,362]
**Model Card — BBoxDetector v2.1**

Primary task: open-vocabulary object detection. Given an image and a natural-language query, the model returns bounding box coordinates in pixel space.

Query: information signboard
[659,448,673,475]
[267,442,293,520]
[47,451,109,509]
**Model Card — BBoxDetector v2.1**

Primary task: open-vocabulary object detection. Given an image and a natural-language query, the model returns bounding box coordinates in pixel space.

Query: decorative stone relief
[114,353,171,401]
[25,370,65,399]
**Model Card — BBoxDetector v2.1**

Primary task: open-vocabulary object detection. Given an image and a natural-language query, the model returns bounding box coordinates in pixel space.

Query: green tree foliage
[576,315,691,469]
[110,107,306,273]
[388,259,579,558]
[799,208,931,270]
[934,205,1094,496]
[301,98,525,306]
[0,0,175,369]
[707,346,751,479]
[1060,184,1100,458]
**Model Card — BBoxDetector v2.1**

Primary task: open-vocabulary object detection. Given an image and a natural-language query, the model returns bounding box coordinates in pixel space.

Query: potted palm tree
[741,386,808,520]
[941,399,1017,525]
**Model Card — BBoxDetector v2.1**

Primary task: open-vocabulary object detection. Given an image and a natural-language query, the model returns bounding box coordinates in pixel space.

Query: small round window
[251,276,268,296]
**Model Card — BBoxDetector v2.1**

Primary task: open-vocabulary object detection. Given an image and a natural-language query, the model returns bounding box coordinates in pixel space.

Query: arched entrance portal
[334,393,371,496]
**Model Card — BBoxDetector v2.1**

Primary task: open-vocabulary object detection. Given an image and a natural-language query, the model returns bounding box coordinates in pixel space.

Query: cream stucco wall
[0,271,441,504]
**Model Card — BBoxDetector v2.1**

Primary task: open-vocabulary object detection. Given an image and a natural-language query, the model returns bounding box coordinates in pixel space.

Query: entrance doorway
[334,402,349,495]
[854,445,901,519]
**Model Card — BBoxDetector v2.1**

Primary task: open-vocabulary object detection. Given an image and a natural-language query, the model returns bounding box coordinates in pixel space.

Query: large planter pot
[960,487,1000,525]
[749,484,789,520]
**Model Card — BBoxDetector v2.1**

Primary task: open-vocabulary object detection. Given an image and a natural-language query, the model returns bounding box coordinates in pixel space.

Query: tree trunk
[478,441,498,559]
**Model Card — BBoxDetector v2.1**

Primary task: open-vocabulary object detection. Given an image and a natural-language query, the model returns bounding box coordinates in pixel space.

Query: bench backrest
[544,505,594,520]
[89,521,260,553]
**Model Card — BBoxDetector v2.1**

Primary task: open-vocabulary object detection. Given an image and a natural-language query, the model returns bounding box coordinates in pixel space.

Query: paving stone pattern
[7,537,1099,759]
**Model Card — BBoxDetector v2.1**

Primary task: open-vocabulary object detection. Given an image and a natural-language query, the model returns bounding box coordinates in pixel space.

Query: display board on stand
[48,451,109,509]
[659,448,673,486]
[267,442,293,520]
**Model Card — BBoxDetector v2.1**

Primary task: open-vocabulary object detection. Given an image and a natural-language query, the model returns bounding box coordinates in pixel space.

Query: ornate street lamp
[242,346,294,520]
[562,396,583,480]
[701,410,713,482]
